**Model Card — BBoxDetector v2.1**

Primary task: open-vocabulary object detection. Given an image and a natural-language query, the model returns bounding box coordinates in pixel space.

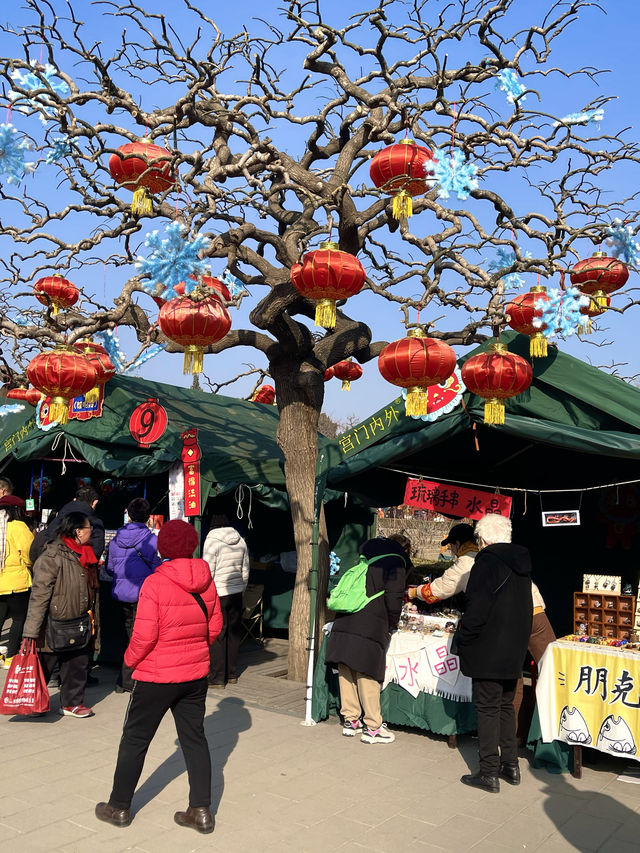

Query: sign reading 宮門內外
[403,478,511,520]
[337,401,402,456]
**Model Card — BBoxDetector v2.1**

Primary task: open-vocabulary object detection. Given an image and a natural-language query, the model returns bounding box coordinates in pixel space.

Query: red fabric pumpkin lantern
[290,241,366,330]
[569,251,629,308]
[175,275,231,302]
[72,340,116,404]
[461,341,532,425]
[331,359,363,391]
[505,285,550,358]
[27,346,97,424]
[33,274,79,315]
[159,294,232,375]
[324,366,335,381]
[25,387,43,407]
[5,387,27,401]
[378,328,457,417]
[108,140,174,215]
[253,385,276,404]
[578,293,610,335]
[369,139,435,219]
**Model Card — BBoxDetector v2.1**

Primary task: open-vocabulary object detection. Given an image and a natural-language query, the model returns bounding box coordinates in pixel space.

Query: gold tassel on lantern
[314,298,337,330]
[405,386,428,417]
[529,332,548,358]
[183,345,204,375]
[341,380,351,391]
[578,318,593,335]
[84,386,100,405]
[49,397,70,425]
[483,398,505,425]
[392,190,413,219]
[131,186,153,215]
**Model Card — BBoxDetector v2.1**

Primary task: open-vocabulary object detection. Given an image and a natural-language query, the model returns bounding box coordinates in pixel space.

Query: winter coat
[0,520,34,596]
[325,538,410,682]
[454,543,533,680]
[125,557,223,683]
[428,548,477,601]
[22,539,94,652]
[29,499,105,564]
[202,526,249,596]
[106,522,161,603]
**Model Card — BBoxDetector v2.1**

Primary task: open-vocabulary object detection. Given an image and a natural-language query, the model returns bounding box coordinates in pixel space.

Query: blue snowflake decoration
[431,148,478,201]
[0,403,25,417]
[0,123,36,185]
[605,218,640,267]
[10,61,69,123]
[329,552,341,577]
[221,269,244,297]
[136,222,210,299]
[487,247,532,290]
[496,70,526,105]
[94,330,125,372]
[123,343,166,374]
[46,136,78,164]
[553,108,604,128]
[533,286,589,339]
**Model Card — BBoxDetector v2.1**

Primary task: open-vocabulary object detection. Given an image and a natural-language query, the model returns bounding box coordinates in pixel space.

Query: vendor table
[312,629,477,738]
[535,639,640,777]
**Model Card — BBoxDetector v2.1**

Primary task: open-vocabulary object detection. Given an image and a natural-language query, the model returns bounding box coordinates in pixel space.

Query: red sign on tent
[403,478,511,520]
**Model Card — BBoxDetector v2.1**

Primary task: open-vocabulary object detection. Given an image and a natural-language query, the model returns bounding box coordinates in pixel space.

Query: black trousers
[0,591,30,657]
[40,647,90,708]
[209,592,243,684]
[472,678,518,776]
[109,678,211,810]
[116,602,137,691]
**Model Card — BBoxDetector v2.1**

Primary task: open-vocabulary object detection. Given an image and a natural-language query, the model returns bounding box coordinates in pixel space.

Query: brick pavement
[0,666,639,853]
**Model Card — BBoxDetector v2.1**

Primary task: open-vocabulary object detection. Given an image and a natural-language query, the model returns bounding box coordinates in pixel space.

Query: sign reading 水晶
[403,478,511,520]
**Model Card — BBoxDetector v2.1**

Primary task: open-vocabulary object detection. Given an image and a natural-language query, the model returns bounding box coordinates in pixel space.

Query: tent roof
[1,372,288,490]
[324,331,640,504]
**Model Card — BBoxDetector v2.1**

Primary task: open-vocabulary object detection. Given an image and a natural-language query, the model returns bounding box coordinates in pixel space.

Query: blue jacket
[106,522,161,603]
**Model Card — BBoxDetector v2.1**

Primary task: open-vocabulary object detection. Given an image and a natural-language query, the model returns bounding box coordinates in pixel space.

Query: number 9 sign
[129,398,168,448]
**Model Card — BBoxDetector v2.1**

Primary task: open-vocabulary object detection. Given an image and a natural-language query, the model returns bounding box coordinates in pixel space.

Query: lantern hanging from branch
[33,274,79,315]
[578,294,610,335]
[378,328,457,417]
[505,285,551,357]
[252,385,275,404]
[569,251,629,309]
[324,366,335,382]
[369,139,435,219]
[461,341,533,425]
[175,274,231,302]
[73,340,116,404]
[27,346,97,424]
[290,242,366,330]
[108,139,174,215]
[158,293,232,375]
[331,359,363,391]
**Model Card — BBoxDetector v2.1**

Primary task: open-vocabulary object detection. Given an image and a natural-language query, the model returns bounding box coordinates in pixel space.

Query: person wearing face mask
[22,511,98,718]
[407,523,478,605]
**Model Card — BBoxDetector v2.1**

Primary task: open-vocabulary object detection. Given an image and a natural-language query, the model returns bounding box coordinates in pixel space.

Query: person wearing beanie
[0,495,34,667]
[96,519,223,834]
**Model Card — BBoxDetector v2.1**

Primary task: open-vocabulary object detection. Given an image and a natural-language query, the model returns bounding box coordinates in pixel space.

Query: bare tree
[1,0,639,679]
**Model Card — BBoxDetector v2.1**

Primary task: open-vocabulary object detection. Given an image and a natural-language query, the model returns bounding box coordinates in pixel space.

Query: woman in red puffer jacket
[96,520,222,835]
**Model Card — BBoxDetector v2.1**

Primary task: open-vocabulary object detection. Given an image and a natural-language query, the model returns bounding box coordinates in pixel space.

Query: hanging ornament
[252,385,276,404]
[569,251,629,309]
[461,342,532,425]
[7,386,43,406]
[369,139,435,219]
[158,293,231,374]
[72,340,116,404]
[27,345,97,425]
[378,328,457,417]
[505,285,551,357]
[578,294,610,335]
[331,359,363,391]
[33,273,79,315]
[553,108,604,129]
[290,242,366,329]
[431,148,478,201]
[136,222,210,298]
[604,219,640,266]
[324,366,335,381]
[533,286,589,339]
[487,246,532,290]
[9,61,69,123]
[109,139,174,215]
[46,136,78,164]
[496,70,526,105]
[175,274,231,301]
[0,123,36,185]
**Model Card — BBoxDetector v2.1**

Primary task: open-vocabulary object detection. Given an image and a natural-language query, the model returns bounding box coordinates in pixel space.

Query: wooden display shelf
[573,591,635,640]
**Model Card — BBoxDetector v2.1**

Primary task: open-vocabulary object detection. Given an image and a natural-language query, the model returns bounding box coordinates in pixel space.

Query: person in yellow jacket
[0,495,34,668]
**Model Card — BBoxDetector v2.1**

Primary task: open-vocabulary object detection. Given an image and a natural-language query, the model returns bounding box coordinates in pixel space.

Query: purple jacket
[106,522,161,603]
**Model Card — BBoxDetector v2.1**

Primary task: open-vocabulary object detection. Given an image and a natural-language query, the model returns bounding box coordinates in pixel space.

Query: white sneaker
[361,723,395,744]
[342,719,363,737]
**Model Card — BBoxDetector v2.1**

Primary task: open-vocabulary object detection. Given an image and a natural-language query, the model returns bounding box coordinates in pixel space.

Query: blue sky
[1,1,638,424]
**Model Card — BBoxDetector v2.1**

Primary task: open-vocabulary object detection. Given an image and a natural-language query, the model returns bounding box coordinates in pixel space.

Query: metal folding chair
[241,583,264,645]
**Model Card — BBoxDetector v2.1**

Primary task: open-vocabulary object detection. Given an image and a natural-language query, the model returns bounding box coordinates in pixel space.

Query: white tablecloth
[382,631,472,702]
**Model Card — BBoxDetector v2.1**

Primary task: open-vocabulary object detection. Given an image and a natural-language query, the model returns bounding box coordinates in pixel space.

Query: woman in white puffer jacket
[202,515,250,687]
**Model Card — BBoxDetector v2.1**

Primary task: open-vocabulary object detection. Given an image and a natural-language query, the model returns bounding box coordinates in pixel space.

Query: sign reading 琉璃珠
[403,478,511,520]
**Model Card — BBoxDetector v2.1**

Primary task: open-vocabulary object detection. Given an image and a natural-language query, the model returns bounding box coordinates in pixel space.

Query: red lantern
[159,294,231,374]
[369,139,435,219]
[27,346,97,424]
[378,328,457,417]
[324,366,335,381]
[175,275,231,302]
[505,285,550,358]
[5,387,27,401]
[331,359,363,391]
[578,294,610,335]
[7,387,42,406]
[129,398,168,448]
[290,241,366,330]
[253,385,276,404]
[569,252,629,308]
[33,274,79,315]
[108,140,174,215]
[72,340,115,403]
[461,342,532,425]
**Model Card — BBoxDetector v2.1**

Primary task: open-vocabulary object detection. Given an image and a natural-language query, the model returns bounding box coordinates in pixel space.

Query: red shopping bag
[0,639,50,715]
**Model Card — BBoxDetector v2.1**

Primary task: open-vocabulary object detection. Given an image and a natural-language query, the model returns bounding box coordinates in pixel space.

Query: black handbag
[45,612,93,653]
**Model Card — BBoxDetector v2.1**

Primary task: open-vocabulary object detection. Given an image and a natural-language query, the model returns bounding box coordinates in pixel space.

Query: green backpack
[327,552,399,614]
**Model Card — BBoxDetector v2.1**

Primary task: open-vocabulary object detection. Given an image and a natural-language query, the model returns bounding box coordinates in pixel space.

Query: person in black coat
[454,514,533,793]
[30,486,105,564]
[325,534,411,745]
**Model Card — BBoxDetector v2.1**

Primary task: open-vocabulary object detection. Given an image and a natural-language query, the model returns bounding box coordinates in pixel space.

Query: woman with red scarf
[22,512,98,718]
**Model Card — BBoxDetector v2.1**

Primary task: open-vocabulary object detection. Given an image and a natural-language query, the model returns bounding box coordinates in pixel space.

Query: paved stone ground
[1,663,639,853]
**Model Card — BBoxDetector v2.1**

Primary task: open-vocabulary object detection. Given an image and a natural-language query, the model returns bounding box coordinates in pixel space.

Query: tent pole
[302,450,326,726]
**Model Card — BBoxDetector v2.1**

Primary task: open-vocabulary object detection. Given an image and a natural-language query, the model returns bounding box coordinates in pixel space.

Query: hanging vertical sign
[168,461,186,520]
[181,428,201,517]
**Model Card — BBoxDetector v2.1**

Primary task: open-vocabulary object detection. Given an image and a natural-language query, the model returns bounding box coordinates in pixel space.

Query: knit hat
[157,519,199,559]
[0,495,25,508]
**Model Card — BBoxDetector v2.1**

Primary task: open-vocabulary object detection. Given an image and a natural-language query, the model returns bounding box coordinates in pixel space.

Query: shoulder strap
[191,591,208,620]
[134,547,154,571]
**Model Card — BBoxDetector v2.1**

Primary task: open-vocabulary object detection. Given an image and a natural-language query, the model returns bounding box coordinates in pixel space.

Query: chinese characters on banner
[338,402,401,456]
[69,386,105,421]
[403,478,511,520]
[2,417,36,454]
[181,428,201,517]
[382,632,472,702]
